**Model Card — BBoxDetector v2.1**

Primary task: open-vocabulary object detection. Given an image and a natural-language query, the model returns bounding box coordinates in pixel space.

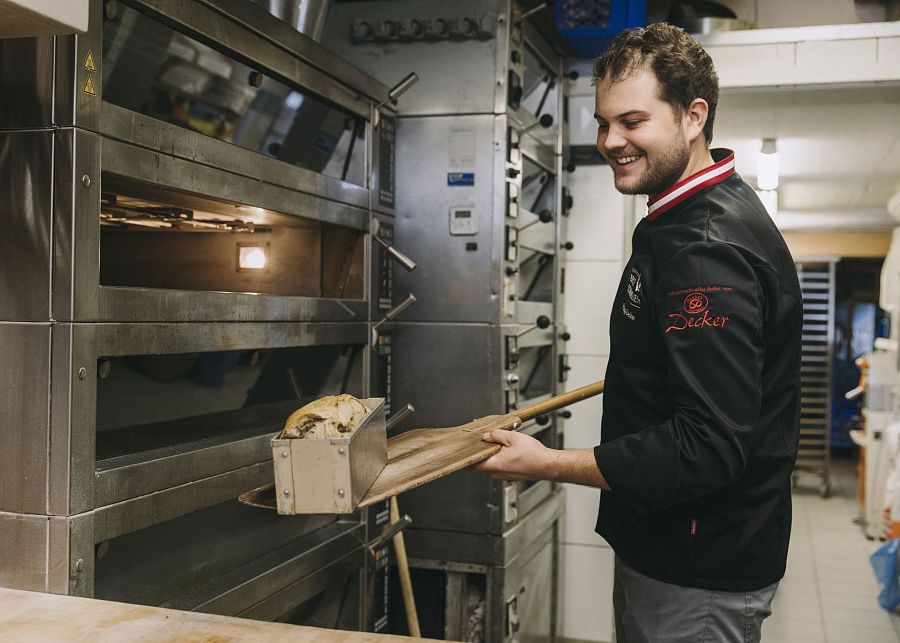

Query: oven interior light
[239,245,268,270]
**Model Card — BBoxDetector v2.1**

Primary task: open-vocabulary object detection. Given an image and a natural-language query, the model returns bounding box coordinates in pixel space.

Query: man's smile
[611,154,644,172]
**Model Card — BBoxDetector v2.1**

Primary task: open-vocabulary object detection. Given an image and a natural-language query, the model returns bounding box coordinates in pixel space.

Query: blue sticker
[447,172,475,187]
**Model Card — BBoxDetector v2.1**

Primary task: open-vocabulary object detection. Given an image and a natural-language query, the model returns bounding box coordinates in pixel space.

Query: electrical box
[449,206,479,235]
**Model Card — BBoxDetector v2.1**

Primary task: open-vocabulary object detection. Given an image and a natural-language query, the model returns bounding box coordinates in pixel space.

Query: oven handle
[386,403,415,432]
[376,236,417,272]
[368,513,412,553]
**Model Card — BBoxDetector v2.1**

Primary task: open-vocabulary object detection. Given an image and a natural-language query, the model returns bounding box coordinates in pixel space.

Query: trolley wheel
[819,480,830,498]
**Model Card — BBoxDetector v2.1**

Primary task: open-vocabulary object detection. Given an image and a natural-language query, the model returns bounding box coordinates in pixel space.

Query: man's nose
[602,124,626,151]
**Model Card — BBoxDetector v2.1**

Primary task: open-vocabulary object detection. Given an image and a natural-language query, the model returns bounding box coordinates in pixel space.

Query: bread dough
[281,394,369,439]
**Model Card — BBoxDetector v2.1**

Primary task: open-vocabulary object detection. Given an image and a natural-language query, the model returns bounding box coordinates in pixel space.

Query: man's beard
[614,132,690,197]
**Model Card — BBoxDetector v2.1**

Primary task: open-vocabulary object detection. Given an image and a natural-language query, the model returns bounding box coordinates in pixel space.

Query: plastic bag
[870,538,900,610]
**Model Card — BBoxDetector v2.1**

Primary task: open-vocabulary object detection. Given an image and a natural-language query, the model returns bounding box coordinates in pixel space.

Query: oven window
[99,175,365,299]
[96,344,364,461]
[102,4,366,185]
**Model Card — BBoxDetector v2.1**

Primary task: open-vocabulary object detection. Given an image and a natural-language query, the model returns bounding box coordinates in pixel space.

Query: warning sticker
[83,50,96,72]
[83,76,96,96]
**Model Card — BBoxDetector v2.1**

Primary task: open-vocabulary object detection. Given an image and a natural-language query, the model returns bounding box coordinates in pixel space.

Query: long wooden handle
[389,497,420,637]
[514,380,604,422]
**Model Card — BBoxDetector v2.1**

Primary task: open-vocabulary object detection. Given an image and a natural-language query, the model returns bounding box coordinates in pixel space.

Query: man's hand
[471,429,552,481]
[472,429,611,489]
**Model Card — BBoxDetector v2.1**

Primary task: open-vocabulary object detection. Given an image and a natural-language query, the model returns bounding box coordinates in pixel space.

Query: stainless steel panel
[49,324,97,517]
[129,0,371,118]
[0,324,51,515]
[94,321,367,356]
[502,487,563,567]
[0,37,54,127]
[394,115,504,322]
[516,300,553,327]
[391,323,503,533]
[0,131,53,321]
[239,548,365,621]
[159,521,364,616]
[404,490,562,568]
[93,461,273,541]
[54,1,103,130]
[0,513,48,592]
[97,289,366,323]
[47,513,95,597]
[500,528,555,643]
[515,478,554,521]
[405,530,500,567]
[215,0,389,101]
[392,323,504,430]
[321,0,507,116]
[520,138,558,174]
[96,431,273,507]
[100,104,370,211]
[517,211,557,256]
[391,322,555,533]
[250,0,331,41]
[204,0,388,101]
[95,500,339,605]
[53,128,101,322]
[100,137,368,231]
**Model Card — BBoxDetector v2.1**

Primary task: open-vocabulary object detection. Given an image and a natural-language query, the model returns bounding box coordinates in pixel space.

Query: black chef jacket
[594,149,802,592]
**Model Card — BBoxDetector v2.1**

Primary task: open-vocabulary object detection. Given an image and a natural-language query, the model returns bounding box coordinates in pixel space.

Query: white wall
[648,0,889,28]
[558,164,633,643]
[718,0,887,28]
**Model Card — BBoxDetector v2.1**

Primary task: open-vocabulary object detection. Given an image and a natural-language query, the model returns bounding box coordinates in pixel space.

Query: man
[474,23,801,643]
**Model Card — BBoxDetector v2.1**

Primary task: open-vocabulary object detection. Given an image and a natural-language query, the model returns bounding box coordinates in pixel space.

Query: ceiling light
[757,138,779,191]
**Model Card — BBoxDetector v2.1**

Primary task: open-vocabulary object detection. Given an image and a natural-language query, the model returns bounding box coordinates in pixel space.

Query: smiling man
[474,23,802,643]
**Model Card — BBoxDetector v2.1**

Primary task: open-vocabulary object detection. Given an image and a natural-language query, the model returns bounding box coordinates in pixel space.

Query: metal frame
[0,1,406,631]
[321,3,566,638]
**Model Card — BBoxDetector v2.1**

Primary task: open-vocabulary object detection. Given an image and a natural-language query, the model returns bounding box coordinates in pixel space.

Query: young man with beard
[473,23,802,642]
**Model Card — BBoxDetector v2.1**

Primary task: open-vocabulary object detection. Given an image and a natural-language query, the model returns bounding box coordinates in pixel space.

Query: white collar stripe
[647,158,734,216]
[645,150,736,219]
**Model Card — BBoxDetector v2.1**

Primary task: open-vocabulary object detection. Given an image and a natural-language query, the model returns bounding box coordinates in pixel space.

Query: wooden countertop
[0,588,440,642]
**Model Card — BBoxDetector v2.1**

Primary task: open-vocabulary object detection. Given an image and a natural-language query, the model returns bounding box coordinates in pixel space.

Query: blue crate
[556,0,647,59]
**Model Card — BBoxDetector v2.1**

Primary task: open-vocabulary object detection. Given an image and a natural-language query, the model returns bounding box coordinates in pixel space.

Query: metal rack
[795,260,837,497]
[0,0,414,632]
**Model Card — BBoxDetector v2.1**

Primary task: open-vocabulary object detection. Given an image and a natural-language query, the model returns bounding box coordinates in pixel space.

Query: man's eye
[596,123,608,131]
[624,120,643,129]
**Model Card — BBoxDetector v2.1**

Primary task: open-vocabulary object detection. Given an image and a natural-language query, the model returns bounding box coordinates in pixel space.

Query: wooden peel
[357,379,604,507]
[238,380,605,511]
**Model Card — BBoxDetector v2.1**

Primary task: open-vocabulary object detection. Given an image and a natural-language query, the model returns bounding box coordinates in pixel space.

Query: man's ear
[684,98,709,144]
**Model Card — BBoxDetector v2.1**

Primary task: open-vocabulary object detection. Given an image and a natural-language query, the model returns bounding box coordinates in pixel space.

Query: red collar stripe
[646,149,735,221]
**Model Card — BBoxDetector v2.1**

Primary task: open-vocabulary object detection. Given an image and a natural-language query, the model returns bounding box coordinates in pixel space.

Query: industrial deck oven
[322,1,571,639]
[0,0,415,632]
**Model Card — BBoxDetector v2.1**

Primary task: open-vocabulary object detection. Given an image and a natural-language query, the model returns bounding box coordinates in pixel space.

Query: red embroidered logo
[665,310,730,333]
[683,292,708,314]
[665,286,731,334]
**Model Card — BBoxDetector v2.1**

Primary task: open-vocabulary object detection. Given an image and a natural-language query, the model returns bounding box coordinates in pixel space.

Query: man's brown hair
[592,23,719,144]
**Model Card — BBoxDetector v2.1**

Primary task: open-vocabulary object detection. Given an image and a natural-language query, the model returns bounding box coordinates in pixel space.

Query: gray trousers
[613,557,779,643]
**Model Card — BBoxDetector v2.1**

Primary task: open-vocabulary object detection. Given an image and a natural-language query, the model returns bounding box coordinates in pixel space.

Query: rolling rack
[794,260,838,497]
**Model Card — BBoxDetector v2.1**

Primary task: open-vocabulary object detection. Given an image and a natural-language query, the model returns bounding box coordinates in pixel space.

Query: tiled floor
[762,459,900,642]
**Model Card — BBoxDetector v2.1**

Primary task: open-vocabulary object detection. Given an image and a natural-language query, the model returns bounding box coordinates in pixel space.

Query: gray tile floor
[762,461,900,642]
